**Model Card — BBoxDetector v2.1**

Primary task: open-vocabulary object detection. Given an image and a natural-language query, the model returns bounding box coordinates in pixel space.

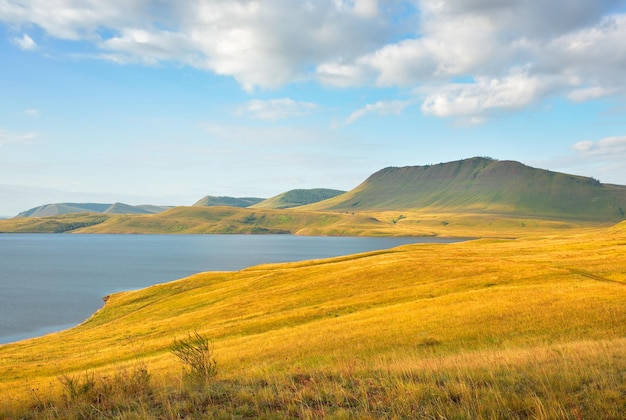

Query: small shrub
[392,215,406,224]
[242,214,257,224]
[58,371,96,402]
[56,363,153,412]
[170,331,217,384]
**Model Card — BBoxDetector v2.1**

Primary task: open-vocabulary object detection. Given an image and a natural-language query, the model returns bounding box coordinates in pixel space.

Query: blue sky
[1,0,626,216]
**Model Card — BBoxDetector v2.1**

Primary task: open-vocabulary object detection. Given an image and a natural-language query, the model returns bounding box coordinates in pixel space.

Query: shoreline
[1,234,458,346]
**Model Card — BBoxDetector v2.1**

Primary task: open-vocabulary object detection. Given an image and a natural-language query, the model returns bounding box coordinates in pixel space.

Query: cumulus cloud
[0,0,147,40]
[11,33,37,50]
[342,99,415,126]
[544,14,626,100]
[1,0,626,117]
[99,28,196,66]
[420,68,560,120]
[319,0,626,120]
[239,98,317,120]
[352,0,379,19]
[572,136,626,157]
[0,0,405,90]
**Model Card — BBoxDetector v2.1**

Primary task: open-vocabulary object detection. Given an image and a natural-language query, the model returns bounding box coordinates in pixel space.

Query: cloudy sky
[1,0,626,216]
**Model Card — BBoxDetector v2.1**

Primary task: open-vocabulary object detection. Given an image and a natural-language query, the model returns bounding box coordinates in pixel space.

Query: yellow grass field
[1,221,625,418]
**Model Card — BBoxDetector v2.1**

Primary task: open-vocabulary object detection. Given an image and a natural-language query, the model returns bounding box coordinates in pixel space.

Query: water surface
[0,234,462,344]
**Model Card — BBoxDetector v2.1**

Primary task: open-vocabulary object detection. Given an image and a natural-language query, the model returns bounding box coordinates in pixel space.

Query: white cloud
[1,0,626,116]
[100,28,197,66]
[11,33,37,50]
[0,0,404,90]
[316,60,372,87]
[567,86,618,103]
[342,99,415,126]
[420,69,559,120]
[0,129,38,146]
[23,108,40,116]
[535,135,626,185]
[239,98,317,120]
[545,15,626,99]
[0,0,147,40]
[352,0,379,19]
[527,135,626,185]
[319,1,626,119]
[572,136,626,157]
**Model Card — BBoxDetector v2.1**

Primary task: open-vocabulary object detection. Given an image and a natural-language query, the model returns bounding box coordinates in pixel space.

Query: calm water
[0,234,462,344]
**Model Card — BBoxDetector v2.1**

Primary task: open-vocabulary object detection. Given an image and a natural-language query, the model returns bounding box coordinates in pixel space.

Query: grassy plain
[1,220,625,418]
[0,205,607,238]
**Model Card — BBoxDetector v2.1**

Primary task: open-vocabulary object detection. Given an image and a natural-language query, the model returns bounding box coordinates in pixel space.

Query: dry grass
[1,221,625,418]
[0,206,605,237]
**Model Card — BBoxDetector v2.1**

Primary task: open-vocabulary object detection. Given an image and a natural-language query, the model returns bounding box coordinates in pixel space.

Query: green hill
[308,157,626,221]
[105,203,171,215]
[16,202,171,218]
[252,188,346,209]
[5,158,626,233]
[17,203,111,217]
[192,196,264,208]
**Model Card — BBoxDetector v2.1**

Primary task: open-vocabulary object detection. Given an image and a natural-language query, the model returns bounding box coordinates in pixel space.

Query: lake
[0,234,463,344]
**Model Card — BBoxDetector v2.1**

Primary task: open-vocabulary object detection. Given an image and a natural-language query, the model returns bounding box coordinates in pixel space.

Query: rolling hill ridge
[252,188,346,209]
[4,157,626,234]
[192,196,264,208]
[308,157,626,220]
[16,202,171,218]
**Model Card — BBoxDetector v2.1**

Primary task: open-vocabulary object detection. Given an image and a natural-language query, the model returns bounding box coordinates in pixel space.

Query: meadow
[0,218,625,418]
[0,205,604,237]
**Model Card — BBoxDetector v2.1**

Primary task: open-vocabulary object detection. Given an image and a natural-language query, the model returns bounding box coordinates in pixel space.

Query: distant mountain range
[10,158,626,223]
[307,157,626,220]
[15,188,345,218]
[191,189,346,210]
[16,203,172,218]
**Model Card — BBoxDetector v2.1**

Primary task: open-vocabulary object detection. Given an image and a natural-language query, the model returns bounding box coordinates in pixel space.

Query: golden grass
[1,222,625,417]
[0,206,606,237]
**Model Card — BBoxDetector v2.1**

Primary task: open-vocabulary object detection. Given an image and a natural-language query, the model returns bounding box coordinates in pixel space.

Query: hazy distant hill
[252,188,346,209]
[307,157,626,221]
[8,158,626,231]
[16,202,171,218]
[192,196,264,208]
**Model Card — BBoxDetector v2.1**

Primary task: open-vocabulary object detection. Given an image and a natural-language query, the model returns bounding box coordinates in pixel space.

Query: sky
[1,0,626,217]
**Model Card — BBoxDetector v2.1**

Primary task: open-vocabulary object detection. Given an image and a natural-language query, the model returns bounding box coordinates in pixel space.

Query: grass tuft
[170,331,218,386]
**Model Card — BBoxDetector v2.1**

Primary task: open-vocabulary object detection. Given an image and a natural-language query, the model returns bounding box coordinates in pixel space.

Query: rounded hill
[252,188,346,209]
[306,157,626,221]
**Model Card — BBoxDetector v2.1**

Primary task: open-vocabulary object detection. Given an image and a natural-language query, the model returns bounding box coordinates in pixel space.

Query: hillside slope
[307,157,626,221]
[1,223,625,417]
[17,203,111,217]
[192,196,264,208]
[0,204,597,236]
[16,202,171,217]
[252,188,346,209]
